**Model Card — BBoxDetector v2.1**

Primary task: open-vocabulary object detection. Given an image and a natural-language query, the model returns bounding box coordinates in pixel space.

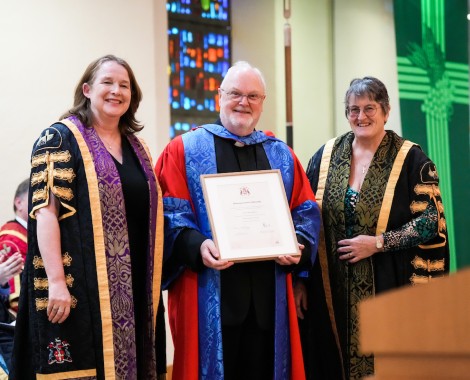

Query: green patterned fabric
[321,132,402,379]
[393,0,470,270]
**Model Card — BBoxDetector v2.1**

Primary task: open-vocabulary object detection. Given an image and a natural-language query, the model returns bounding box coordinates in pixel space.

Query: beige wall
[232,0,334,165]
[333,0,400,138]
[0,0,169,219]
[231,0,398,166]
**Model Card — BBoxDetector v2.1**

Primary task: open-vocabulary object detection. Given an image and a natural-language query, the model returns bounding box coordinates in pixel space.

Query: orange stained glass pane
[209,78,216,91]
[208,48,217,62]
[215,94,220,112]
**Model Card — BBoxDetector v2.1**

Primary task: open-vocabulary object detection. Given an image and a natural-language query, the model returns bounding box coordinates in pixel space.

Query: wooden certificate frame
[200,169,299,262]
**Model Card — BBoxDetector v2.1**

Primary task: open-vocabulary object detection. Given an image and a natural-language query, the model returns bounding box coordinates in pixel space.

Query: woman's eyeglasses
[347,105,378,118]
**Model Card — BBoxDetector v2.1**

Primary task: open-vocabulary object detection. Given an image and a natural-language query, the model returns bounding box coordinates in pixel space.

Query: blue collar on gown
[200,123,270,146]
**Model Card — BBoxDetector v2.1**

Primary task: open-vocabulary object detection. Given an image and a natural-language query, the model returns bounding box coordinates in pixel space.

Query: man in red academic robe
[156,61,321,380]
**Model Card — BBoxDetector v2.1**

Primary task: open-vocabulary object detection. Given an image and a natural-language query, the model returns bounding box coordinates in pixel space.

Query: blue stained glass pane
[168,0,231,139]
[168,0,230,20]
[179,71,184,86]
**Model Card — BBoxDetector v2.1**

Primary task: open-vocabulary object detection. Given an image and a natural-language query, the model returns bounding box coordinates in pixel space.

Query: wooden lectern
[359,267,470,380]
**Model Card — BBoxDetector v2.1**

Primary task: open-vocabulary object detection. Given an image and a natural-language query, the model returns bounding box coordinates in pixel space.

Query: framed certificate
[200,169,299,262]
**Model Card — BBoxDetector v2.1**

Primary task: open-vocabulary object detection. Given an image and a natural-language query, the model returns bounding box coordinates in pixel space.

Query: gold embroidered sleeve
[29,125,77,221]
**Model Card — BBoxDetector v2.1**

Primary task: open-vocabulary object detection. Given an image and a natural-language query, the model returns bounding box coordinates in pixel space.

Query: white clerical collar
[15,216,27,229]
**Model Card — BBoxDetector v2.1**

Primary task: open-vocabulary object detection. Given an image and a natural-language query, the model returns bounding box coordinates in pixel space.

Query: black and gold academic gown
[11,117,164,380]
[301,130,449,380]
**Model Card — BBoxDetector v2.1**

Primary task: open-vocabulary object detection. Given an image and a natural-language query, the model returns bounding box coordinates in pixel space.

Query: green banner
[393,0,469,271]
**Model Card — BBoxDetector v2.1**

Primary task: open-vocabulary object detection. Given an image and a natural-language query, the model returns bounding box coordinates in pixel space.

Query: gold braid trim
[31,170,48,186]
[32,187,48,203]
[439,217,447,232]
[35,298,48,310]
[30,149,76,220]
[50,150,72,163]
[51,186,74,201]
[36,369,97,380]
[60,118,115,379]
[62,252,73,266]
[35,295,77,311]
[437,201,444,214]
[29,152,50,219]
[376,140,414,234]
[33,252,72,269]
[31,168,76,186]
[33,278,49,290]
[53,168,76,183]
[33,256,44,269]
[34,274,75,290]
[139,136,164,338]
[31,150,71,168]
[409,273,431,285]
[411,255,446,272]
[31,153,48,168]
[414,183,435,197]
[410,201,428,214]
[316,138,347,380]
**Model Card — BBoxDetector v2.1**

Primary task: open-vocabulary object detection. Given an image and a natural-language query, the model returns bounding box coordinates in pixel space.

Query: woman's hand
[337,235,380,263]
[47,281,72,324]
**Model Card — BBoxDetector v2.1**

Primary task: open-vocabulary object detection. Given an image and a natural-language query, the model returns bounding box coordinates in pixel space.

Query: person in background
[156,61,321,380]
[0,179,27,376]
[0,178,29,315]
[295,76,449,380]
[11,55,166,380]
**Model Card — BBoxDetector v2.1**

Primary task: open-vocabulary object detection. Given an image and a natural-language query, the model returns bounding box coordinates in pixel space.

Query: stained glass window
[167,0,231,139]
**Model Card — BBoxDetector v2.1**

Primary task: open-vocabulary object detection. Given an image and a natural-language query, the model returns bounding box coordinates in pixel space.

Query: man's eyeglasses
[220,89,266,104]
[347,105,378,118]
